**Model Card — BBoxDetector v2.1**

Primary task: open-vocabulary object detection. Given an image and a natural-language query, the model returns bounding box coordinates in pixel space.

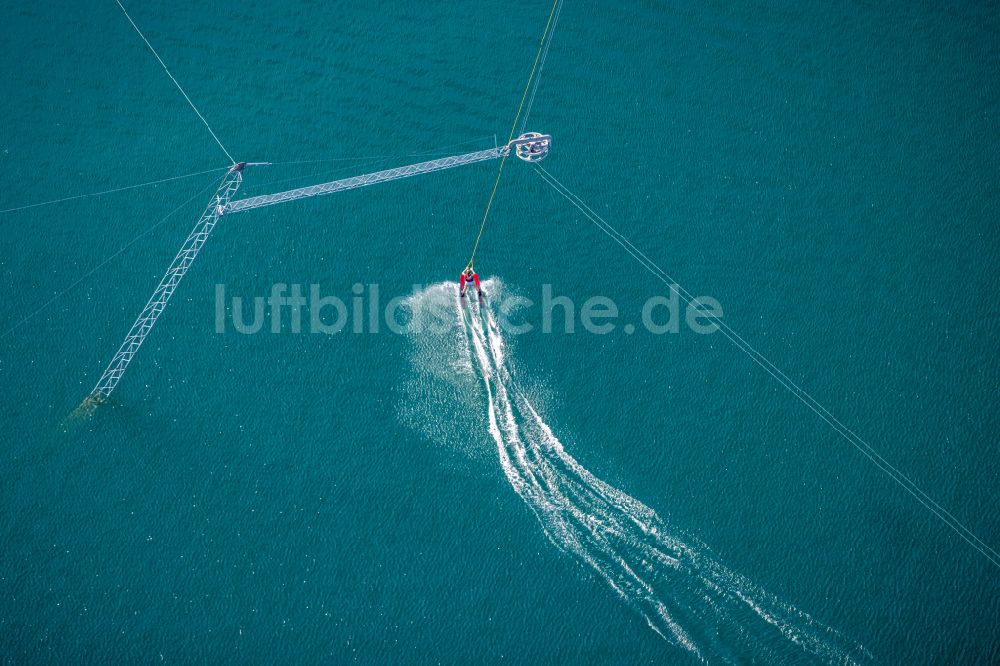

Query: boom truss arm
[224,146,504,214]
[80,167,243,410]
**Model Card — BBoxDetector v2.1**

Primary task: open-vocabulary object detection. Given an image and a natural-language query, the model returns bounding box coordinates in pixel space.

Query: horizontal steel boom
[224,147,503,214]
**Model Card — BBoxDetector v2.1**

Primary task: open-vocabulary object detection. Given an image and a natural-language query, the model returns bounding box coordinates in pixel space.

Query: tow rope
[466,0,562,271]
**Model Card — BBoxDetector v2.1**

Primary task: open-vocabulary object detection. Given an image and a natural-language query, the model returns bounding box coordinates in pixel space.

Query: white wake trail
[401,281,871,664]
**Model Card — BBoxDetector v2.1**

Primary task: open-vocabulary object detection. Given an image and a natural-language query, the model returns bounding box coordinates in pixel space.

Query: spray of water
[400,280,871,663]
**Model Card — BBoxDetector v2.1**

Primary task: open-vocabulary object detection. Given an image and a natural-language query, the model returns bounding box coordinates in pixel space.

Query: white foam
[399,281,870,663]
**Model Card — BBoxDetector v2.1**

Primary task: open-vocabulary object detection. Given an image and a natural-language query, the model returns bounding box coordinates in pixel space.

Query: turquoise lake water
[1,1,998,662]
